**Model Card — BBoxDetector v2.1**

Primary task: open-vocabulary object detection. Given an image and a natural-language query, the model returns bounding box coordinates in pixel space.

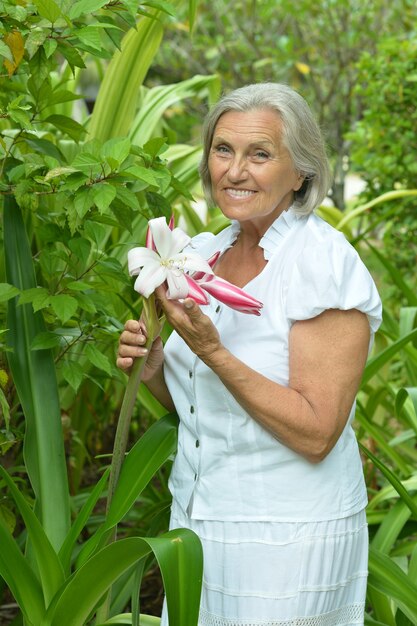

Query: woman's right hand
[116,319,164,381]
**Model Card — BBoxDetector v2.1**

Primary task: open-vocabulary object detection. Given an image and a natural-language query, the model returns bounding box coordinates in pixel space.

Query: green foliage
[0,1,207,624]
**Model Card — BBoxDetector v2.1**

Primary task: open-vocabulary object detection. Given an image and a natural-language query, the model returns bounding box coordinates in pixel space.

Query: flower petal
[148,217,175,258]
[168,227,191,256]
[171,252,214,275]
[200,276,263,315]
[127,247,160,275]
[184,275,210,305]
[166,269,189,300]
[134,263,166,298]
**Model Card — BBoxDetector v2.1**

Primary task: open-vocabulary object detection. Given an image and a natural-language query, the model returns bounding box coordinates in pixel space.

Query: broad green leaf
[0,283,20,302]
[45,114,87,142]
[0,519,45,624]
[43,530,202,626]
[50,294,78,323]
[0,466,65,605]
[33,0,62,22]
[124,165,158,186]
[61,360,84,393]
[44,38,58,58]
[105,413,178,528]
[368,548,417,623]
[31,331,63,350]
[89,17,164,141]
[4,196,71,551]
[0,40,14,62]
[102,137,131,166]
[69,0,109,19]
[85,343,112,375]
[76,25,103,51]
[93,182,117,213]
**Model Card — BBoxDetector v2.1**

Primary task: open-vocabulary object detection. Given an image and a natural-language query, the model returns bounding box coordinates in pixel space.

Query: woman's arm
[117,319,175,412]
[157,290,370,463]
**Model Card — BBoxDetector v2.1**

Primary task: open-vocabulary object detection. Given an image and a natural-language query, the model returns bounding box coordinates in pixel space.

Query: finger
[124,319,140,332]
[116,356,134,371]
[120,329,147,347]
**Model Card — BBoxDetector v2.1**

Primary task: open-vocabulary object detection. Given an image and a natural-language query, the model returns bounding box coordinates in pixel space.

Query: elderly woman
[117,83,382,626]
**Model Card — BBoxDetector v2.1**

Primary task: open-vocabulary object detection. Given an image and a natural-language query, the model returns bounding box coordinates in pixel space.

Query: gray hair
[199,83,331,216]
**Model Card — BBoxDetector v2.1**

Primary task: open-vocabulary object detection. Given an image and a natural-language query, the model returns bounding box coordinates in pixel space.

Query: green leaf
[24,135,66,162]
[106,413,178,528]
[49,294,78,323]
[115,186,140,210]
[368,548,417,623]
[61,360,84,393]
[0,466,65,605]
[31,331,62,350]
[0,283,20,303]
[58,468,110,574]
[124,165,158,186]
[69,0,109,19]
[43,530,202,626]
[44,38,58,58]
[102,137,131,167]
[33,0,62,22]
[85,343,112,375]
[89,17,164,141]
[0,40,14,62]
[0,519,45,624]
[4,196,71,550]
[93,182,117,213]
[362,328,417,385]
[359,443,417,518]
[45,114,87,142]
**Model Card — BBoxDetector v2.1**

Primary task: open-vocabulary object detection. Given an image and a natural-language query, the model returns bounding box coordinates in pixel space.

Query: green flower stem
[96,294,160,624]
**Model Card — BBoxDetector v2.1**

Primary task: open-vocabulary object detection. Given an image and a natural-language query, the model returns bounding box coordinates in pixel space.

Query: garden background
[1,1,417,625]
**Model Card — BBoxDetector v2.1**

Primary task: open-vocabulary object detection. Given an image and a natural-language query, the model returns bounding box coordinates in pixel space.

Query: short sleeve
[285,237,382,334]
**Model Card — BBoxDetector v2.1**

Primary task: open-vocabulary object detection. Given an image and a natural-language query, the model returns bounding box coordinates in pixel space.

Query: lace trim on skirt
[198,602,365,626]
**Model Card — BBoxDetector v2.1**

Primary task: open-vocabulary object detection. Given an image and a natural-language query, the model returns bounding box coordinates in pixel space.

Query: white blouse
[163,208,382,522]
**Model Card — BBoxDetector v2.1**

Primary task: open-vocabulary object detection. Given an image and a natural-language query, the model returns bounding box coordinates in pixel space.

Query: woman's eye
[254,150,269,160]
[215,145,231,155]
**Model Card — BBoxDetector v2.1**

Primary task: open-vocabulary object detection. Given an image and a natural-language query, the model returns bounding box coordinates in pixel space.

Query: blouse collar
[228,206,301,261]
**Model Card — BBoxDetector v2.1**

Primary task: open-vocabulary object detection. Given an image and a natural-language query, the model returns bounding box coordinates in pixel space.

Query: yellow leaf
[295,61,311,75]
[0,369,8,389]
[3,30,25,77]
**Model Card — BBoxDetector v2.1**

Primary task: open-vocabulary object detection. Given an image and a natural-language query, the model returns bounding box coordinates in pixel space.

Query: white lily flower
[128,217,214,299]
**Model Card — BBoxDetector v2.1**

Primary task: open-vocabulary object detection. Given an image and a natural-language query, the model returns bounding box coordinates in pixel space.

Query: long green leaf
[370,500,411,553]
[336,189,417,230]
[0,466,65,605]
[106,412,178,527]
[43,530,202,626]
[4,195,70,550]
[368,548,417,623]
[366,241,417,307]
[130,75,220,145]
[362,328,417,385]
[88,17,164,141]
[0,519,45,625]
[76,413,178,564]
[58,468,110,574]
[97,615,160,625]
[359,443,417,517]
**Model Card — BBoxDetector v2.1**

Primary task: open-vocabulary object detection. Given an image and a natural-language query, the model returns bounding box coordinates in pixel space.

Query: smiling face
[208,108,303,232]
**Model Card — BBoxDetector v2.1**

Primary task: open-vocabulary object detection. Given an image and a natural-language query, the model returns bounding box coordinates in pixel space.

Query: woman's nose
[227,156,248,181]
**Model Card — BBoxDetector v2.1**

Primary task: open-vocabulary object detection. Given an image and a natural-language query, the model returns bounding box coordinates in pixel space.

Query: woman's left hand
[155,285,224,364]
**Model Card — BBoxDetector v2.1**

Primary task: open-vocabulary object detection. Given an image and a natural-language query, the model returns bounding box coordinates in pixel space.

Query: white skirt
[161,501,368,626]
